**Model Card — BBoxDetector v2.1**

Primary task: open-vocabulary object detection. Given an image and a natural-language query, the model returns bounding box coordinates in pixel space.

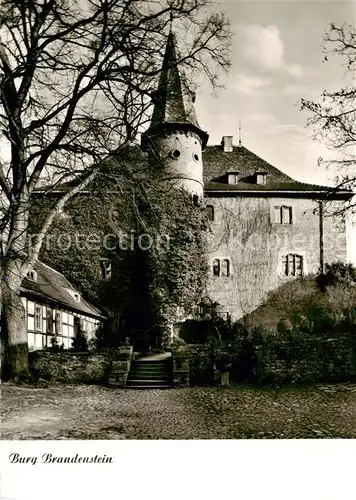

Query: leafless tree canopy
[0,0,230,266]
[301,24,356,216]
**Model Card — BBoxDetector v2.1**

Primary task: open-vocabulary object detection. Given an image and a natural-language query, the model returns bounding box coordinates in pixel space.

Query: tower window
[206,205,214,221]
[192,195,199,207]
[274,206,293,224]
[172,149,181,159]
[282,254,303,276]
[193,153,199,162]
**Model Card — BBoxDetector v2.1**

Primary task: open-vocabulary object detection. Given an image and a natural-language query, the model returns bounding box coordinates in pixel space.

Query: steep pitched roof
[202,144,353,198]
[21,261,102,318]
[142,32,208,149]
[203,145,293,184]
[150,32,199,127]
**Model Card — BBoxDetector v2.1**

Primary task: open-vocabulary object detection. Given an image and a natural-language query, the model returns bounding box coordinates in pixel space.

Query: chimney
[221,136,233,153]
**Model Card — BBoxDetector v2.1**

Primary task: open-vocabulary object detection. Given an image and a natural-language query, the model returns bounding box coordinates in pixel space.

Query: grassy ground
[2,382,356,439]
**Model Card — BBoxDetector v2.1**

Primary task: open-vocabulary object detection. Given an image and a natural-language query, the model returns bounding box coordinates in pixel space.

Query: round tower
[141,32,208,198]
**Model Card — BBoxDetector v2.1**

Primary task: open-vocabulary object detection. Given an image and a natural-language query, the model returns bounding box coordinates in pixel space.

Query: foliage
[301,23,356,216]
[317,261,356,289]
[48,336,65,353]
[71,328,89,352]
[34,183,209,350]
[0,0,231,377]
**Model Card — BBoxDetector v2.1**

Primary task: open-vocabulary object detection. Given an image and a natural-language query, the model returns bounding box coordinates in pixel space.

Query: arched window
[213,259,220,277]
[221,259,230,277]
[206,205,214,222]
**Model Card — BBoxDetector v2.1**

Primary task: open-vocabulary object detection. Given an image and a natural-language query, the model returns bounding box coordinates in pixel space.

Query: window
[274,205,293,224]
[193,153,199,162]
[55,311,62,335]
[212,258,230,277]
[100,259,112,280]
[172,149,181,159]
[46,307,53,333]
[228,173,239,184]
[213,259,220,277]
[221,259,230,277]
[282,254,303,276]
[206,205,214,222]
[35,304,42,331]
[256,173,267,185]
[192,194,199,207]
[74,316,81,337]
[27,270,37,282]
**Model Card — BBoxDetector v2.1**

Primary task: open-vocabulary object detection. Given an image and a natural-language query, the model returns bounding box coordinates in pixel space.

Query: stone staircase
[126,358,173,389]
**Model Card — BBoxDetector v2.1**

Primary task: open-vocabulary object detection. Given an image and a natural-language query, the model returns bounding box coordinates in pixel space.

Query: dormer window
[66,288,81,303]
[228,172,239,184]
[27,270,37,282]
[256,172,267,185]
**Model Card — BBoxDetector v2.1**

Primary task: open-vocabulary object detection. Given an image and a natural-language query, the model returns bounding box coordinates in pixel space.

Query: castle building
[141,32,352,321]
[33,31,353,342]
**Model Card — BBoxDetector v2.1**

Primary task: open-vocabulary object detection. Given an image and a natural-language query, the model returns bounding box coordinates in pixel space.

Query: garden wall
[29,346,133,386]
[256,334,356,384]
[185,333,356,386]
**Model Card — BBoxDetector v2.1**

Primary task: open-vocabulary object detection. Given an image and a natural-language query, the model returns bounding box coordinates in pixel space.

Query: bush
[71,329,88,351]
[318,262,356,289]
[48,336,64,353]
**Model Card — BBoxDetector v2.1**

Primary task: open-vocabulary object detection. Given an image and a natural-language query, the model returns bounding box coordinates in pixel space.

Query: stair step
[128,375,169,381]
[127,358,173,390]
[127,378,168,384]
[131,366,168,370]
[126,385,172,389]
[132,361,170,365]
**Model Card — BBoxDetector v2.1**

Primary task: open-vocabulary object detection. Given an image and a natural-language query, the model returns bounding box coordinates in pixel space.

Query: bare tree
[301,23,356,217]
[0,0,231,378]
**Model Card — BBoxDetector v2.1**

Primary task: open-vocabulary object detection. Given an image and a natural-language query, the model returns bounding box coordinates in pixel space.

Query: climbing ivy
[31,178,209,349]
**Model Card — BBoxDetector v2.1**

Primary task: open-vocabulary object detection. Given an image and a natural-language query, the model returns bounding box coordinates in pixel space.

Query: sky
[194,0,356,263]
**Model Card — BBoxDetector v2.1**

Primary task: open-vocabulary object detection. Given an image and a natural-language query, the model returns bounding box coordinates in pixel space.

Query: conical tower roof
[142,32,208,149]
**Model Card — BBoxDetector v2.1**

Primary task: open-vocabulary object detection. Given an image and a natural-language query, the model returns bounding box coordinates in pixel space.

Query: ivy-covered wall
[206,196,347,320]
[30,181,209,348]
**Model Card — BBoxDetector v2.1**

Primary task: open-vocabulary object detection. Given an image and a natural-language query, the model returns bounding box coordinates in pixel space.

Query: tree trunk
[1,274,29,380]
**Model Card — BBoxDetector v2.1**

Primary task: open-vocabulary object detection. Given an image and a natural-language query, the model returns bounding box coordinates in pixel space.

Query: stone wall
[255,335,356,384]
[107,346,133,387]
[29,346,133,386]
[205,196,347,320]
[171,346,190,387]
[184,334,356,386]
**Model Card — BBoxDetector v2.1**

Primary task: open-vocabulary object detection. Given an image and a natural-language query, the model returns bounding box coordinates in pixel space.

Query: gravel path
[2,383,356,439]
